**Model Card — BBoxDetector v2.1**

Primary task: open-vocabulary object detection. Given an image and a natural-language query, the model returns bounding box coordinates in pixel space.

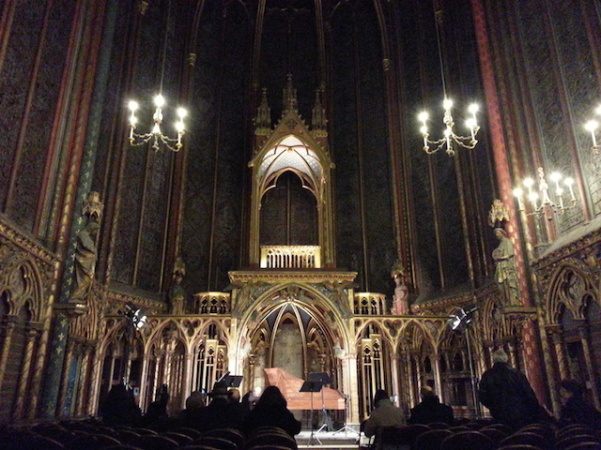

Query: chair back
[414,429,453,450]
[440,430,494,450]
[129,434,178,450]
[193,436,239,450]
[245,432,297,450]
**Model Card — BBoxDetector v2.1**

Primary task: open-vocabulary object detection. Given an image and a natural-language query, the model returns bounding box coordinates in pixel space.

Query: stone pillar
[75,344,92,416]
[138,355,152,412]
[88,345,103,415]
[578,325,600,409]
[13,327,40,420]
[507,341,518,369]
[432,354,443,404]
[181,353,195,410]
[0,316,17,387]
[342,354,360,426]
[404,352,416,408]
[390,353,401,406]
[58,340,77,417]
[549,327,569,382]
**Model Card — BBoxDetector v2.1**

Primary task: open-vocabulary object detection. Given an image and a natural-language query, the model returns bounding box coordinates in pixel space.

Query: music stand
[308,372,331,433]
[220,374,243,388]
[332,393,359,437]
[300,380,324,446]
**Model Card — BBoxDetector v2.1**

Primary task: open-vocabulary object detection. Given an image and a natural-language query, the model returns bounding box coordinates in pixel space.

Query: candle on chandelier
[585,120,598,147]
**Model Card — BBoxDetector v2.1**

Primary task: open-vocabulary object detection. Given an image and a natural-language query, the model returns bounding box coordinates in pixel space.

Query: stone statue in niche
[70,192,103,303]
[492,228,520,306]
[169,257,186,314]
[390,260,409,315]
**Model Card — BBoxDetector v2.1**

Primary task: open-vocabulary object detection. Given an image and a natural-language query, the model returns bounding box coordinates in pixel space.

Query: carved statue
[390,260,409,315]
[492,228,520,306]
[169,257,186,314]
[70,221,100,302]
[70,192,103,303]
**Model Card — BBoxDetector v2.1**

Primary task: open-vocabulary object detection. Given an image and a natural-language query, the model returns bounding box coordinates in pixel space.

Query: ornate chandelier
[512,167,577,215]
[418,100,480,156]
[127,96,187,152]
[126,0,187,153]
[417,6,481,156]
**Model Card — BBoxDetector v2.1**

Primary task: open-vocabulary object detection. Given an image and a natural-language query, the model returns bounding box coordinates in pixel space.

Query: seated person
[408,386,454,425]
[559,379,601,429]
[244,386,301,437]
[364,389,406,439]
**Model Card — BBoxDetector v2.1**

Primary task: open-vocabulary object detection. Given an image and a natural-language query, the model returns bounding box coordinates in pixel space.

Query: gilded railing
[354,292,387,315]
[260,245,321,269]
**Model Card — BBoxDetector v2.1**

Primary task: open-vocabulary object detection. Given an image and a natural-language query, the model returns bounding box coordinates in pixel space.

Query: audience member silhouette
[479,348,541,430]
[177,390,207,430]
[100,383,142,427]
[559,379,601,429]
[194,381,242,432]
[408,386,454,425]
[143,384,170,429]
[227,387,250,427]
[244,385,301,437]
[364,389,406,438]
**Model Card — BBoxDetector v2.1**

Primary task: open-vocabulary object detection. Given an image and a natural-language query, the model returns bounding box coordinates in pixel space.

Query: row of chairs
[0,423,298,450]
[370,421,601,450]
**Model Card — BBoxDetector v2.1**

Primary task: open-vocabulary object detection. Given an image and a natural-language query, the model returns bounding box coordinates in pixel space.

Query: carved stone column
[507,341,518,369]
[58,339,77,417]
[75,344,92,416]
[578,324,600,409]
[0,316,18,388]
[13,326,40,420]
[138,355,152,413]
[483,341,495,369]
[341,353,360,426]
[432,354,443,404]
[390,353,401,406]
[404,351,415,408]
[88,344,103,415]
[547,326,569,382]
[181,353,195,410]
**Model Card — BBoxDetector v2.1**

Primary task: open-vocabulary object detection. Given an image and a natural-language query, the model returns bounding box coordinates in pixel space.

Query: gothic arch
[546,261,598,324]
[236,282,353,352]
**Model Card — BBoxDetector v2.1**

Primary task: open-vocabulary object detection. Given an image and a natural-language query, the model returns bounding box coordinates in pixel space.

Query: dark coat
[560,394,601,430]
[478,362,540,429]
[244,404,301,437]
[408,396,454,425]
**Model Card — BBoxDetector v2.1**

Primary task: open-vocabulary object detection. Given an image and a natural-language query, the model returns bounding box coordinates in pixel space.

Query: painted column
[181,352,195,410]
[342,354,360,426]
[432,354,443,405]
[390,353,400,406]
[138,355,151,413]
[57,340,76,417]
[41,0,118,417]
[0,317,17,388]
[550,328,569,382]
[470,0,547,404]
[404,351,416,409]
[88,345,103,415]
[578,325,600,409]
[507,341,518,369]
[13,327,40,420]
[75,344,91,416]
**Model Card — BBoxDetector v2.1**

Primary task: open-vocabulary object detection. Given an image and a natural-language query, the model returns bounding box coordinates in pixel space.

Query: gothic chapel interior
[1,0,601,428]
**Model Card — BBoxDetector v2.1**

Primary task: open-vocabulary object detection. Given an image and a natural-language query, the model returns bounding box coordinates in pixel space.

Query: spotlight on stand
[449,304,477,330]
[124,302,148,330]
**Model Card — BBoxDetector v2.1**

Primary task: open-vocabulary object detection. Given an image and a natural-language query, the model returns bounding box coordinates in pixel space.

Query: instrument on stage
[264,367,345,410]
